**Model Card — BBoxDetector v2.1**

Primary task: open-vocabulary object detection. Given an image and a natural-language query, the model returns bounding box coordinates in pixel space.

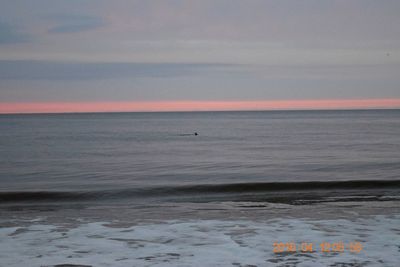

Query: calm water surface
[0,110,399,198]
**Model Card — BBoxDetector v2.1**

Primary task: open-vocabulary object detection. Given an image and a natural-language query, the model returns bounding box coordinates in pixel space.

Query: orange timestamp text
[273,241,363,253]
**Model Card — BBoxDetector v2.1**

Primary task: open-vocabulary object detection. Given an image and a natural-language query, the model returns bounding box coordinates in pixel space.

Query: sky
[0,0,400,113]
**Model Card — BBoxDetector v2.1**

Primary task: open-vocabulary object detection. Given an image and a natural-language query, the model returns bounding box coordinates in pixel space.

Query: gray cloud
[46,14,106,34]
[0,60,233,80]
[0,22,30,44]
[1,59,399,103]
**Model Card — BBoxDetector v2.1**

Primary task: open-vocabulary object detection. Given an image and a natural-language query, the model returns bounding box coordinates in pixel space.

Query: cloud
[0,22,30,44]
[46,14,106,34]
[0,60,233,80]
[1,1,400,104]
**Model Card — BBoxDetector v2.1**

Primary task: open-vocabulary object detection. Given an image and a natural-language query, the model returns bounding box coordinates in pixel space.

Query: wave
[1,179,399,204]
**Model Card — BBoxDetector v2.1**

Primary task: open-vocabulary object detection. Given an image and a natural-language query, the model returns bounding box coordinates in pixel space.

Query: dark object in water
[178,132,198,136]
[49,264,93,267]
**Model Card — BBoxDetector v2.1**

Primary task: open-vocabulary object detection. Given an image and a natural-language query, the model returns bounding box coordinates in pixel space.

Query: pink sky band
[1,99,400,114]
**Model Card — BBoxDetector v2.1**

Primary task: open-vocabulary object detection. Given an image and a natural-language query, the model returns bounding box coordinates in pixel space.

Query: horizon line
[1,99,400,114]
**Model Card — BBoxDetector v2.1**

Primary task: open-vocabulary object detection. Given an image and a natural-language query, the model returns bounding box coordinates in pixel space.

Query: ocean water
[1,110,400,266]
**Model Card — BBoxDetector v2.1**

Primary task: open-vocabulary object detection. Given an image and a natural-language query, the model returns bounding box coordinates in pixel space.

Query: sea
[0,109,399,267]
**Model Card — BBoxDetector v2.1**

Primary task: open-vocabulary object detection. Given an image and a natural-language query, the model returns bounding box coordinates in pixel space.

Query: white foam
[1,215,399,266]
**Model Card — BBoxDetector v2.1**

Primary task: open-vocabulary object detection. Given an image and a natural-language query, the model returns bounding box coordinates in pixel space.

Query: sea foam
[1,215,399,267]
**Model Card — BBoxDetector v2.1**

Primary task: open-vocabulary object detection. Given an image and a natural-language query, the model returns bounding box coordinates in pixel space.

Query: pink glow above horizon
[1,99,400,114]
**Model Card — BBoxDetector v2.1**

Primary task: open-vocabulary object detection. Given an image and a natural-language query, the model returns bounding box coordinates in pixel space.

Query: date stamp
[273,241,363,253]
